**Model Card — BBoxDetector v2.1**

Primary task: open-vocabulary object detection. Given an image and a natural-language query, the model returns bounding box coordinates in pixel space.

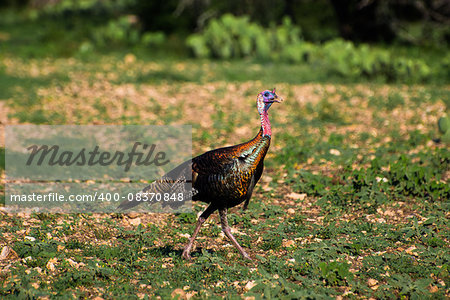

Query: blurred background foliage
[0,0,449,82]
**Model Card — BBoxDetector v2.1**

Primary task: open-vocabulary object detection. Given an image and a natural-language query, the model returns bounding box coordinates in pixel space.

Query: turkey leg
[182,204,216,260]
[219,208,252,260]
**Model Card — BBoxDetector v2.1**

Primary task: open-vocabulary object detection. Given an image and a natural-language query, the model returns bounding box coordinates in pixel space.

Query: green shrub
[186,34,210,58]
[141,31,166,47]
[186,14,303,60]
[321,38,431,81]
[92,16,140,47]
[280,42,315,63]
[87,16,167,50]
[322,39,362,77]
[187,15,435,82]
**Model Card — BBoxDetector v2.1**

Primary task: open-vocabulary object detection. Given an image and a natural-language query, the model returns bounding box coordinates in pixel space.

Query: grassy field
[0,49,449,299]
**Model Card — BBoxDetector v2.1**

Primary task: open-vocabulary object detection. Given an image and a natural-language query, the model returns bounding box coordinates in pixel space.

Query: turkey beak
[272,95,283,103]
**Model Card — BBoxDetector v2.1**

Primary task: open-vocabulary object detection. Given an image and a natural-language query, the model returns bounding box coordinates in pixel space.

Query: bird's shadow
[145,245,218,259]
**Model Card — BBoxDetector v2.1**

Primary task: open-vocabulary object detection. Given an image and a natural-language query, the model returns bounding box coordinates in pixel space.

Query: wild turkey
[118,89,282,260]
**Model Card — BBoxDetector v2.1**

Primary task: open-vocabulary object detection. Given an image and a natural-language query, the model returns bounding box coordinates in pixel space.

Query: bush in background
[1,1,447,83]
[187,14,301,60]
[186,14,435,82]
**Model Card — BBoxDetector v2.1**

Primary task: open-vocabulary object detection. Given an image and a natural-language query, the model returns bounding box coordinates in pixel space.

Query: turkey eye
[264,92,270,97]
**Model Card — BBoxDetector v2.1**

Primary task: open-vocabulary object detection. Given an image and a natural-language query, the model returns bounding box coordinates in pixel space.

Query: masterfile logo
[6,125,191,180]
[5,125,193,213]
[26,142,170,172]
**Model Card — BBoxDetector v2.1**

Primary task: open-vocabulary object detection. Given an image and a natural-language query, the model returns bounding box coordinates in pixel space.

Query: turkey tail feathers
[117,171,194,212]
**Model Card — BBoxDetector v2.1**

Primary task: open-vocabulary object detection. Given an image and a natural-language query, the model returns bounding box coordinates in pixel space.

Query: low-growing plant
[318,261,353,286]
[388,154,449,200]
[176,212,197,224]
[260,234,283,251]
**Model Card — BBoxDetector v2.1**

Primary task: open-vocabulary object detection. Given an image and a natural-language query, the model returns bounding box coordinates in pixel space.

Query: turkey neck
[260,109,272,137]
[235,112,272,166]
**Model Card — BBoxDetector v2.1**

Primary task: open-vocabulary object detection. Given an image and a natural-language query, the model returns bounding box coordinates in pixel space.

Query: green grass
[1,64,448,298]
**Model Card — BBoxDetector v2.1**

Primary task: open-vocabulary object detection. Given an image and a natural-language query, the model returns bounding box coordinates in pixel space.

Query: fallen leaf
[129,217,141,226]
[66,258,78,268]
[137,293,146,300]
[368,278,379,290]
[283,240,295,248]
[261,175,273,183]
[244,280,256,291]
[262,185,273,192]
[0,246,19,260]
[186,291,197,300]
[124,54,136,64]
[429,285,439,293]
[171,288,186,299]
[405,245,418,256]
[330,149,341,156]
[46,258,57,271]
[286,192,307,201]
[376,177,388,183]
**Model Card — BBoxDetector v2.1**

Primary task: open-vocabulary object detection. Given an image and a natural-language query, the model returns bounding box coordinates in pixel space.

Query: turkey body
[118,128,269,211]
[118,89,281,260]
[191,128,269,209]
